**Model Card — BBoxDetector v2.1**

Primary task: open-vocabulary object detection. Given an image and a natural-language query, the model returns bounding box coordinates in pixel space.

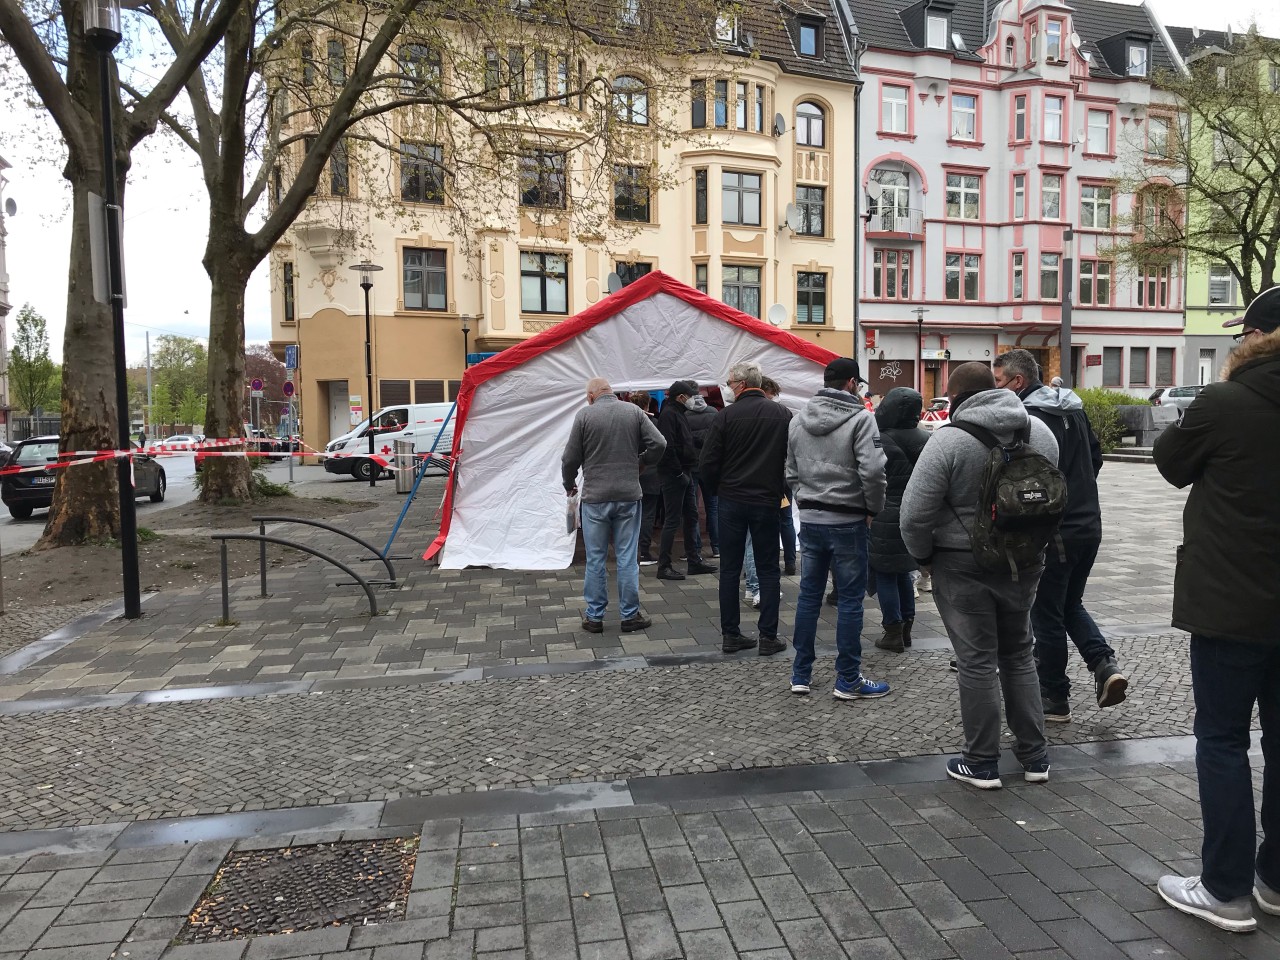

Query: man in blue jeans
[785,357,889,699]
[1153,287,1280,933]
[562,377,666,633]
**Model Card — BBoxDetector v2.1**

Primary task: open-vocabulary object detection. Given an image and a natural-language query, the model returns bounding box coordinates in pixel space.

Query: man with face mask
[684,390,721,561]
[656,381,717,581]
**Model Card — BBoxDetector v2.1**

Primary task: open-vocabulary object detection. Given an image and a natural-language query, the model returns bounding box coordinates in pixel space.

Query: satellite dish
[951,32,966,52]
[3,198,14,217]
[766,304,787,327]
[1192,26,1201,39]
[866,180,884,200]
[606,272,624,294]
[1070,33,1082,50]
[782,203,802,232]
[1075,132,1087,144]
[773,112,786,137]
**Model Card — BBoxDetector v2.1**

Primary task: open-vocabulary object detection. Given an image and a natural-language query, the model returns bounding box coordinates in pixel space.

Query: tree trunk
[38,170,124,547]
[200,254,254,502]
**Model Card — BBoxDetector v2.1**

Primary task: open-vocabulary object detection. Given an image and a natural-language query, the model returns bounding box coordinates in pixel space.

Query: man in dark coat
[994,348,1127,722]
[1153,286,1280,933]
[684,392,720,560]
[869,388,928,653]
[656,380,717,580]
[630,392,663,565]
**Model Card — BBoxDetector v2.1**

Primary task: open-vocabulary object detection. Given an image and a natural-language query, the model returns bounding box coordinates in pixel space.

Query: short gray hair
[994,349,1040,384]
[728,360,763,388]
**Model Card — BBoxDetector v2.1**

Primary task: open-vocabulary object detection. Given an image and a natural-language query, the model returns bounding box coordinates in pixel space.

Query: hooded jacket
[900,389,1058,563]
[698,389,792,506]
[1019,382,1104,541]
[785,388,887,517]
[869,388,929,573]
[656,395,696,477]
[1153,330,1280,644]
[684,395,719,472]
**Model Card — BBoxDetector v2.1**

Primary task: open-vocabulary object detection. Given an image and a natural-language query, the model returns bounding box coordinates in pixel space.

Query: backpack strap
[945,420,1001,448]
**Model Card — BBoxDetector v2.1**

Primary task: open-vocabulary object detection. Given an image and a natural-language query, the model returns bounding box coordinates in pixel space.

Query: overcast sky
[2,0,1277,364]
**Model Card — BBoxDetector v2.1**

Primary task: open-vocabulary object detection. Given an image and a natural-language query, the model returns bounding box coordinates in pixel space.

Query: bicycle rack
[211,533,380,619]
[252,516,397,586]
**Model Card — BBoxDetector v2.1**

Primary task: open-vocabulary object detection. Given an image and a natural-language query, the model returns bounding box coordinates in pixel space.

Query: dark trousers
[693,473,719,555]
[1190,635,1280,901]
[637,492,660,558]
[718,497,781,639]
[1030,538,1116,700]
[875,570,916,625]
[658,472,699,569]
[780,490,796,569]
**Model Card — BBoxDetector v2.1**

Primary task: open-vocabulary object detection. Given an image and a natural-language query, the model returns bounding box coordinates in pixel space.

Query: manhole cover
[179,836,419,942]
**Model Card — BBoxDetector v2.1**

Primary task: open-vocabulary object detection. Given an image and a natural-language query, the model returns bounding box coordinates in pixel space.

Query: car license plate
[31,477,55,485]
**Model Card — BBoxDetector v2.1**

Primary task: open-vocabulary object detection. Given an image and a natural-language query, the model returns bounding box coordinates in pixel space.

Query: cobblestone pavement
[0,600,113,662]
[0,632,1195,830]
[0,464,1183,700]
[0,752,1273,959]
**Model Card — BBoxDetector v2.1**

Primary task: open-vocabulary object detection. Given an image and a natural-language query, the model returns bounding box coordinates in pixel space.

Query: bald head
[586,377,612,404]
[947,363,996,405]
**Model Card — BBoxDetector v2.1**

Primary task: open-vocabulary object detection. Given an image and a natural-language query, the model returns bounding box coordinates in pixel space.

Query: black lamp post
[348,262,382,487]
[913,306,929,395]
[1061,226,1075,387]
[460,314,472,369]
[85,0,140,619]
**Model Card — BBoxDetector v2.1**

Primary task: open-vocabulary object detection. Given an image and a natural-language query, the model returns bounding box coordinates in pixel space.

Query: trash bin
[394,440,415,493]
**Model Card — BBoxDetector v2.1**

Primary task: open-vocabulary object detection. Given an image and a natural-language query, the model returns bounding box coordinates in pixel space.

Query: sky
[1,0,1278,365]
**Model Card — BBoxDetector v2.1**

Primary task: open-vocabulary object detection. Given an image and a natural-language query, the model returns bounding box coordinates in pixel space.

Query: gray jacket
[900,389,1059,561]
[561,394,666,503]
[785,389,887,517]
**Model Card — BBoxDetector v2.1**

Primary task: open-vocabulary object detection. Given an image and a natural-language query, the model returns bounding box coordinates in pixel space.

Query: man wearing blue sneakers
[785,357,890,701]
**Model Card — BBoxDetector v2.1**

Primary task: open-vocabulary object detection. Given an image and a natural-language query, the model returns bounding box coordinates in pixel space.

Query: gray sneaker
[1157,875,1256,932]
[1256,874,1280,916]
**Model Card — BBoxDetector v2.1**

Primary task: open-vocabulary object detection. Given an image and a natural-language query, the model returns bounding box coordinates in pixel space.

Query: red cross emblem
[381,445,392,455]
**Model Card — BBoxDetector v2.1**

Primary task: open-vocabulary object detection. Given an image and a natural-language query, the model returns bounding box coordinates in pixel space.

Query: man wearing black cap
[655,380,717,580]
[1153,285,1280,932]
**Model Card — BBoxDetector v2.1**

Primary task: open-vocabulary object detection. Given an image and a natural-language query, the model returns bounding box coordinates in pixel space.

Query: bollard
[259,520,268,597]
[220,540,230,622]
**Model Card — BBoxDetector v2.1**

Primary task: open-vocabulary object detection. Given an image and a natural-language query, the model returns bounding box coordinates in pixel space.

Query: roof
[740,1,859,83]
[1165,25,1280,59]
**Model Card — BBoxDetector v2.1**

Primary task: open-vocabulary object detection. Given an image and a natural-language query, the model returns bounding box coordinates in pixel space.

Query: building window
[755,85,765,131]
[1147,115,1171,158]
[1156,347,1176,386]
[1208,263,1238,306]
[729,81,744,128]
[484,47,501,96]
[330,138,350,196]
[1078,260,1111,306]
[620,0,641,28]
[1127,42,1149,77]
[694,169,707,224]
[1129,348,1150,385]
[722,264,761,318]
[872,250,911,300]
[1080,184,1111,229]
[520,252,569,314]
[1012,252,1024,300]
[797,271,827,323]
[951,93,977,141]
[871,169,911,230]
[796,101,825,147]
[1086,109,1111,154]
[400,142,445,204]
[1138,264,1171,309]
[508,45,526,97]
[926,14,948,49]
[1271,63,1280,94]
[1040,253,1060,300]
[301,41,315,87]
[945,173,981,220]
[399,43,441,92]
[1041,174,1062,219]
[326,39,345,84]
[722,170,762,226]
[1005,36,1015,65]
[616,261,651,286]
[695,263,708,293]
[714,79,729,128]
[799,20,822,57]
[283,262,296,322]
[532,49,548,98]
[1044,95,1064,141]
[1029,24,1038,62]
[945,253,980,302]
[882,85,909,134]
[715,13,737,44]
[691,79,706,128]
[1013,174,1025,219]
[1103,347,1123,387]
[613,165,651,223]
[1047,20,1063,61]
[796,185,825,236]
[519,151,567,209]
[1014,95,1027,141]
[403,248,448,311]
[613,75,649,125]
[415,380,444,404]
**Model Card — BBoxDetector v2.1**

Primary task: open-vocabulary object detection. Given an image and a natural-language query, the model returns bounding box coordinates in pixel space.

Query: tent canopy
[428,271,838,570]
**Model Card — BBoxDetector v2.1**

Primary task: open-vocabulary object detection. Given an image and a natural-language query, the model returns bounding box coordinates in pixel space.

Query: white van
[323,402,457,482]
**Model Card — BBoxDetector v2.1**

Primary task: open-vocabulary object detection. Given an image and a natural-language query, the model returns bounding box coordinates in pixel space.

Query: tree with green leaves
[8,303,57,415]
[176,384,206,429]
[148,380,175,434]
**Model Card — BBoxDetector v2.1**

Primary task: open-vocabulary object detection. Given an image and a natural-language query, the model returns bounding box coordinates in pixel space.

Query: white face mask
[682,396,698,409]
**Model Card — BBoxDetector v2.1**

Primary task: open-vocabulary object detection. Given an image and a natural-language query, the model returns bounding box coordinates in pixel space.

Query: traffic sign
[251,389,264,398]
[282,381,295,398]
[285,344,298,369]
[250,377,264,392]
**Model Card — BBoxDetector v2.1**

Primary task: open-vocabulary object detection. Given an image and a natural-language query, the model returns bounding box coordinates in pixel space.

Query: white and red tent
[426,272,838,570]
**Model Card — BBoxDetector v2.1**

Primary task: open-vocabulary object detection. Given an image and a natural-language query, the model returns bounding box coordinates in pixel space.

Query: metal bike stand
[212,534,380,618]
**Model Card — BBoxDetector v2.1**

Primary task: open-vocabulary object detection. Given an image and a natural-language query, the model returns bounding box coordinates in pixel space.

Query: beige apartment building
[270,4,862,453]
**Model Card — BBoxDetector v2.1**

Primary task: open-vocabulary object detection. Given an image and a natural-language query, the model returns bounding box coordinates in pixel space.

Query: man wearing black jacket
[656,380,717,581]
[699,360,793,654]
[994,350,1128,722]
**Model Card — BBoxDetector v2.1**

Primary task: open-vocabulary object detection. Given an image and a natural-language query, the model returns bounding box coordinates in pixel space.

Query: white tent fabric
[436,279,835,570]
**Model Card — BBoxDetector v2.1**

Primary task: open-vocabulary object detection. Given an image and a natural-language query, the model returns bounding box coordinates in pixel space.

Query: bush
[1076,387,1149,453]
[192,455,294,500]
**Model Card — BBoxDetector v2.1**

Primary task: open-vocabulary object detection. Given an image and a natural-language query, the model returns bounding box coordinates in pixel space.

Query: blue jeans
[692,473,719,555]
[744,533,759,594]
[1190,634,1280,901]
[875,571,916,625]
[792,522,868,685]
[581,500,642,621]
[780,492,796,569]
[1030,538,1116,700]
[718,497,781,639]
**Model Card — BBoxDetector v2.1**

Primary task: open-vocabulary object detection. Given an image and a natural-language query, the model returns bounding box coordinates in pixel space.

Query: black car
[0,435,166,519]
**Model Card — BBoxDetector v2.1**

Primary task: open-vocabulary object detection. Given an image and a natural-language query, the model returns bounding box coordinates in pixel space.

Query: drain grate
[179,836,419,942]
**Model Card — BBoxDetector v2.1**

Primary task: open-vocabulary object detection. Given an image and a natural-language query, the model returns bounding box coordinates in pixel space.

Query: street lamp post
[913,306,930,396]
[1061,226,1075,387]
[85,0,140,619]
[348,262,383,487]
[460,314,472,369]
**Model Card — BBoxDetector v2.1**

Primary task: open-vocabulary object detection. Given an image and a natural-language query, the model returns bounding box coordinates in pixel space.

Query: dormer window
[1004,36,1015,65]
[926,14,948,50]
[715,13,737,44]
[1127,42,1149,77]
[799,19,822,58]
[620,0,640,28]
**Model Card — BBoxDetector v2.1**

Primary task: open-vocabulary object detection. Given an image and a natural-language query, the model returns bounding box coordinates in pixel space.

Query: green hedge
[1076,387,1150,453]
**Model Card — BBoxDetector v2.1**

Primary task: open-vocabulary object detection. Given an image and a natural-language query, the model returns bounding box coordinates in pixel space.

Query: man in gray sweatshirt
[900,363,1058,790]
[562,377,667,634]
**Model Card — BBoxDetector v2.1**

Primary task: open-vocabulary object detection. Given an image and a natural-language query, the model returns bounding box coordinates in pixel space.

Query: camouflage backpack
[947,421,1068,579]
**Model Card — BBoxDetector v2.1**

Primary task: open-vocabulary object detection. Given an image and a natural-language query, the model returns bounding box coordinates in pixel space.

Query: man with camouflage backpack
[901,363,1061,789]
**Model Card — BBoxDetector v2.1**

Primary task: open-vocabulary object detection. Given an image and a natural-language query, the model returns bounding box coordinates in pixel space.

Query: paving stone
[776,917,846,959]
[811,890,883,942]
[244,927,353,958]
[475,924,524,952]
[967,899,1058,953]
[622,910,682,960]
[649,845,701,887]
[571,892,625,943]
[676,927,738,960]
[349,919,449,948]
[523,876,571,924]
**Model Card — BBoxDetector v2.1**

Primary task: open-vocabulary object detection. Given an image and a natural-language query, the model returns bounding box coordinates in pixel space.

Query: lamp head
[348,261,383,288]
[84,0,123,49]
[460,314,472,334]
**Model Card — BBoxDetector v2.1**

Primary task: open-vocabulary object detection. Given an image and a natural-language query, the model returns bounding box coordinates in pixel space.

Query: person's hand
[567,486,578,497]
[865,515,873,528]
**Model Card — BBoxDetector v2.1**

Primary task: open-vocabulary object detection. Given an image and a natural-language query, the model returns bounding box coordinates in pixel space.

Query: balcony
[865,207,924,239]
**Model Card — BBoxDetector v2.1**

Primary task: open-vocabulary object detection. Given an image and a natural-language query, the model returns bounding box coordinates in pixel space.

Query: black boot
[687,557,718,575]
[875,622,905,653]
[1094,658,1129,708]
[902,618,914,648]
[657,565,686,581]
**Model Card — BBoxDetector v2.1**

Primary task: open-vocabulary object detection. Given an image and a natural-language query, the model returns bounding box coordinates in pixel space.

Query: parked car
[325,402,456,482]
[1,436,165,519]
[920,397,951,432]
[161,434,203,445]
[1149,386,1204,417]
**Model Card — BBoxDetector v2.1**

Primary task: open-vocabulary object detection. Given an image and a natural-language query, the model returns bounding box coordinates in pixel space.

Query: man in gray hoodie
[900,363,1058,789]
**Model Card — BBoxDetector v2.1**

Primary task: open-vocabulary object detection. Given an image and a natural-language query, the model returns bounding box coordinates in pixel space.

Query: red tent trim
[424,271,837,561]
